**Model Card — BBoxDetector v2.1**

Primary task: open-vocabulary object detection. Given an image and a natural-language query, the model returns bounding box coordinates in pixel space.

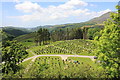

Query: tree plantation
[1,3,120,80]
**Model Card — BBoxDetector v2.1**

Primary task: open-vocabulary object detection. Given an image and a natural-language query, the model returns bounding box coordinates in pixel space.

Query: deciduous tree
[95,5,120,78]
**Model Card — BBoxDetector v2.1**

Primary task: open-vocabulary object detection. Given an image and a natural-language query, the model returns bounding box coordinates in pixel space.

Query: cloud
[14,0,20,3]
[15,1,42,13]
[58,0,88,9]
[13,0,111,24]
[84,9,111,17]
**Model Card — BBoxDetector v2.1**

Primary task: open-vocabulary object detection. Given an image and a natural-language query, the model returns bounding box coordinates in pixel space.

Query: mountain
[87,12,111,24]
[30,12,112,31]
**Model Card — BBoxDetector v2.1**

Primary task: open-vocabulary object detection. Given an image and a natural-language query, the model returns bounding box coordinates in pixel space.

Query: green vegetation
[26,49,35,58]
[95,6,120,78]
[35,28,50,45]
[51,28,83,41]
[1,4,120,79]
[0,30,14,43]
[29,39,95,56]
[2,27,30,37]
[2,40,28,77]
[12,56,106,78]
[87,27,101,40]
[14,32,36,42]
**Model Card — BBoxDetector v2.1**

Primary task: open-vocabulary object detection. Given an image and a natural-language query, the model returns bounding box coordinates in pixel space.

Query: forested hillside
[2,27,30,37]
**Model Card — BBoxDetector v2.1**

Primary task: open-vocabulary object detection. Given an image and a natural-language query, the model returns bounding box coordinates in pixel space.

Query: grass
[19,56,106,78]
[14,32,36,42]
[20,59,32,68]
[14,59,32,78]
[27,39,95,56]
[67,57,97,68]
[20,38,36,47]
[68,57,92,63]
[26,49,35,58]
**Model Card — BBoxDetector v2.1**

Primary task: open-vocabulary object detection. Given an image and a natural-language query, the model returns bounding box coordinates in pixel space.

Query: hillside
[1,12,111,39]
[29,12,112,31]
[0,29,14,42]
[14,32,36,42]
[87,12,111,24]
[2,27,30,37]
[1,12,111,33]
[30,22,95,32]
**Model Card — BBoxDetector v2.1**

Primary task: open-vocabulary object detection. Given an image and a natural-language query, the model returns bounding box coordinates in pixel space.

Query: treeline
[34,28,50,45]
[51,28,83,41]
[34,27,102,45]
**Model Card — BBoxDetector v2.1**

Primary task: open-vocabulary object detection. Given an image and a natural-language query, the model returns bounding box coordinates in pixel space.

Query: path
[23,54,95,62]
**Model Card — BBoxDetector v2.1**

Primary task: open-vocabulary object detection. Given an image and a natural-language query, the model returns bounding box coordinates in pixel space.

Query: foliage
[2,40,28,75]
[51,28,83,41]
[95,7,120,78]
[35,28,50,45]
[87,27,101,40]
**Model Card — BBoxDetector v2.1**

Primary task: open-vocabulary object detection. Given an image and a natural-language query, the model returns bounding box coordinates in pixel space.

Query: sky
[1,0,119,28]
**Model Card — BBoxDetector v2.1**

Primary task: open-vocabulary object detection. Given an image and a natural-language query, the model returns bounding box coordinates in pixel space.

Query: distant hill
[0,29,15,43]
[30,12,112,31]
[30,22,96,32]
[14,32,36,42]
[87,12,111,24]
[2,26,31,37]
[1,11,112,38]
[11,12,112,42]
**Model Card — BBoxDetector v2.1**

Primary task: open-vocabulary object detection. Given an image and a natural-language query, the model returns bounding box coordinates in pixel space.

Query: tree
[82,27,89,39]
[87,27,101,40]
[2,40,28,74]
[74,28,83,39]
[35,28,50,45]
[95,5,120,78]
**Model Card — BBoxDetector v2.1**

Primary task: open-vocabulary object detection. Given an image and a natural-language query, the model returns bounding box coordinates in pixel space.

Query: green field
[18,56,106,78]
[27,39,95,56]
[4,39,108,78]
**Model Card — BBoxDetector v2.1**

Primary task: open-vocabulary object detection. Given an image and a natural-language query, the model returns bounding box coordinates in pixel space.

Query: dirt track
[23,54,95,62]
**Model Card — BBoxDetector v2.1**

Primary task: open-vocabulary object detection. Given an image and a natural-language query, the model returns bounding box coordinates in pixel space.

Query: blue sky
[1,0,119,28]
